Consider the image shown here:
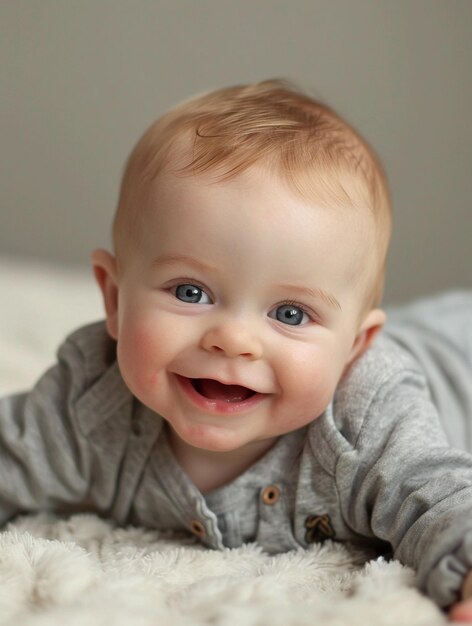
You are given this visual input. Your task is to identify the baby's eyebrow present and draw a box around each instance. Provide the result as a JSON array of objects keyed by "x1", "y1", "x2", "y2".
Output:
[
  {"x1": 151, "y1": 253, "x2": 218, "y2": 274},
  {"x1": 278, "y1": 283, "x2": 342, "y2": 311}
]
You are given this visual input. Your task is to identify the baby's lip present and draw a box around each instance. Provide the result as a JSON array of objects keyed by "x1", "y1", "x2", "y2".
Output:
[{"x1": 174, "y1": 374, "x2": 270, "y2": 414}]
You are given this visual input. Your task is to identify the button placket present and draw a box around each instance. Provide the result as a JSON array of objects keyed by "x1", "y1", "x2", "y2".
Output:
[{"x1": 256, "y1": 483, "x2": 300, "y2": 553}]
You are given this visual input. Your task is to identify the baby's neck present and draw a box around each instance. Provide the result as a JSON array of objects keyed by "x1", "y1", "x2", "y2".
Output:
[{"x1": 166, "y1": 426, "x2": 279, "y2": 494}]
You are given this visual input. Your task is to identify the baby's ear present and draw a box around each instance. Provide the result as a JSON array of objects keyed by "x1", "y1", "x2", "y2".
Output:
[
  {"x1": 345, "y1": 308, "x2": 386, "y2": 370},
  {"x1": 92, "y1": 249, "x2": 119, "y2": 340}
]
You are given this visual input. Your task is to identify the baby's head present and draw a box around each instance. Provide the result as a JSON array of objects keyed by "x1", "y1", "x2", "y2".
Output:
[
  {"x1": 93, "y1": 80, "x2": 391, "y2": 460},
  {"x1": 112, "y1": 79, "x2": 391, "y2": 313}
]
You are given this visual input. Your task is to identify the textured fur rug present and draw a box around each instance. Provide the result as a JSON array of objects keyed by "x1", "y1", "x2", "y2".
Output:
[
  {"x1": 0, "y1": 256, "x2": 452, "y2": 624},
  {"x1": 0, "y1": 514, "x2": 446, "y2": 625}
]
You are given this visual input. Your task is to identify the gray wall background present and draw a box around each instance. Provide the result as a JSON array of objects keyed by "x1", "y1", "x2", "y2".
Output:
[{"x1": 1, "y1": 0, "x2": 471, "y2": 305}]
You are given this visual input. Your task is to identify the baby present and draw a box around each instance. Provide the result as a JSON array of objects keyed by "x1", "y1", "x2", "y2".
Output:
[{"x1": 2, "y1": 79, "x2": 472, "y2": 620}]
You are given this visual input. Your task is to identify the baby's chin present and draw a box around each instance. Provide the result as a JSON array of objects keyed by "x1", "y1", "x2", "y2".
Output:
[{"x1": 165, "y1": 420, "x2": 276, "y2": 457}]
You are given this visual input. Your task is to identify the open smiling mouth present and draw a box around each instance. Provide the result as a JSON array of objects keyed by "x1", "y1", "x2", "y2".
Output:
[
  {"x1": 175, "y1": 375, "x2": 263, "y2": 412},
  {"x1": 191, "y1": 378, "x2": 256, "y2": 403}
]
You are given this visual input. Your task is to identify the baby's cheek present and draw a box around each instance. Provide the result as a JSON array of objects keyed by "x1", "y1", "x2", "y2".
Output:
[
  {"x1": 117, "y1": 325, "x2": 165, "y2": 396},
  {"x1": 282, "y1": 350, "x2": 337, "y2": 416}
]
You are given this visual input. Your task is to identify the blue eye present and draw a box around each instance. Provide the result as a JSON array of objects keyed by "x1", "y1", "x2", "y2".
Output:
[
  {"x1": 270, "y1": 304, "x2": 309, "y2": 326},
  {"x1": 175, "y1": 284, "x2": 212, "y2": 304}
]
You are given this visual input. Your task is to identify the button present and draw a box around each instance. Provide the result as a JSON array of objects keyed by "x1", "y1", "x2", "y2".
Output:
[
  {"x1": 261, "y1": 485, "x2": 281, "y2": 505},
  {"x1": 189, "y1": 520, "x2": 206, "y2": 538},
  {"x1": 305, "y1": 514, "x2": 335, "y2": 543}
]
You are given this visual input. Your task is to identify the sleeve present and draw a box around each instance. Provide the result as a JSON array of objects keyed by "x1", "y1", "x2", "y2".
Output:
[
  {"x1": 328, "y1": 353, "x2": 472, "y2": 607},
  {"x1": 0, "y1": 336, "x2": 95, "y2": 524}
]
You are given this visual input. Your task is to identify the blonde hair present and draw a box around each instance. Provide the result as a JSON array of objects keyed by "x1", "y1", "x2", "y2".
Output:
[{"x1": 113, "y1": 79, "x2": 392, "y2": 307}]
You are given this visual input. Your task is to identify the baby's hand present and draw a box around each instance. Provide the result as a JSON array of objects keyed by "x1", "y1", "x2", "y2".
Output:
[
  {"x1": 449, "y1": 571, "x2": 472, "y2": 623},
  {"x1": 450, "y1": 599, "x2": 472, "y2": 623}
]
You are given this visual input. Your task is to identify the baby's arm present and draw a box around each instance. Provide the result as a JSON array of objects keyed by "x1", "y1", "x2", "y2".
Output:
[
  {"x1": 324, "y1": 338, "x2": 472, "y2": 610},
  {"x1": 0, "y1": 338, "x2": 91, "y2": 522},
  {"x1": 0, "y1": 323, "x2": 129, "y2": 524}
]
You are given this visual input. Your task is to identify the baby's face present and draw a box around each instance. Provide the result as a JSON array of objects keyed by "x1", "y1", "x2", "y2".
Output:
[{"x1": 112, "y1": 166, "x2": 380, "y2": 458}]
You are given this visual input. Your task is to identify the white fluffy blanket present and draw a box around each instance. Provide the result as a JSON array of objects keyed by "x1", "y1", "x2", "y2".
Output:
[{"x1": 0, "y1": 256, "x2": 451, "y2": 625}]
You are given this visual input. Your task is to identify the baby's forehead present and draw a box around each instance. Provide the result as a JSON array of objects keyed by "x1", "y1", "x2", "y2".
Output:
[{"x1": 147, "y1": 165, "x2": 378, "y2": 268}]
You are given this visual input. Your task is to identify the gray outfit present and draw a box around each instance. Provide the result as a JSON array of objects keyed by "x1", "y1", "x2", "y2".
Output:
[{"x1": 1, "y1": 291, "x2": 472, "y2": 607}]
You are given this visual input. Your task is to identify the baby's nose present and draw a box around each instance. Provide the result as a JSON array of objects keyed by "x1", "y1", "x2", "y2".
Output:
[{"x1": 200, "y1": 322, "x2": 263, "y2": 360}]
